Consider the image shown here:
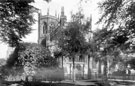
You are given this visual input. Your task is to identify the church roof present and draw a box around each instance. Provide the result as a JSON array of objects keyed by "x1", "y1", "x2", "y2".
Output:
[{"x1": 40, "y1": 15, "x2": 59, "y2": 22}]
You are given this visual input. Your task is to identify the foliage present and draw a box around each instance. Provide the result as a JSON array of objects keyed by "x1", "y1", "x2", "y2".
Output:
[
  {"x1": 6, "y1": 43, "x2": 58, "y2": 68},
  {"x1": 0, "y1": 0, "x2": 37, "y2": 47},
  {"x1": 57, "y1": 22, "x2": 90, "y2": 59},
  {"x1": 97, "y1": 0, "x2": 135, "y2": 75},
  {"x1": 54, "y1": 50, "x2": 64, "y2": 59},
  {"x1": 0, "y1": 0, "x2": 52, "y2": 47},
  {"x1": 71, "y1": 12, "x2": 92, "y2": 34},
  {"x1": 56, "y1": 12, "x2": 91, "y2": 81},
  {"x1": 58, "y1": 11, "x2": 92, "y2": 55},
  {"x1": 95, "y1": 1, "x2": 135, "y2": 83},
  {"x1": 51, "y1": 11, "x2": 91, "y2": 42},
  {"x1": 97, "y1": 0, "x2": 135, "y2": 49},
  {"x1": 6, "y1": 46, "x2": 20, "y2": 67},
  {"x1": 0, "y1": 59, "x2": 6, "y2": 77},
  {"x1": 0, "y1": 58, "x2": 6, "y2": 66},
  {"x1": 0, "y1": 65, "x2": 23, "y2": 79},
  {"x1": 93, "y1": 29, "x2": 123, "y2": 83},
  {"x1": 5, "y1": 43, "x2": 58, "y2": 80},
  {"x1": 126, "y1": 58, "x2": 135, "y2": 70}
]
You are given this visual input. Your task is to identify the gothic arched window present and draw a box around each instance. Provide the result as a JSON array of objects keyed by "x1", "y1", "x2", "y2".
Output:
[{"x1": 43, "y1": 22, "x2": 47, "y2": 33}]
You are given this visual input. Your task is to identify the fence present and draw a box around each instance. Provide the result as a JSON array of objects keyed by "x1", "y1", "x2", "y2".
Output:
[
  {"x1": 91, "y1": 74, "x2": 135, "y2": 81},
  {"x1": 108, "y1": 74, "x2": 135, "y2": 80}
]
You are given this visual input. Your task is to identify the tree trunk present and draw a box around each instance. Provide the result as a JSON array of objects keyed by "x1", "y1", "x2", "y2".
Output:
[
  {"x1": 87, "y1": 55, "x2": 91, "y2": 79},
  {"x1": 70, "y1": 64, "x2": 72, "y2": 79},
  {"x1": 62, "y1": 56, "x2": 63, "y2": 68},
  {"x1": 103, "y1": 56, "x2": 110, "y2": 86},
  {"x1": 25, "y1": 76, "x2": 28, "y2": 82},
  {"x1": 98, "y1": 61, "x2": 101, "y2": 77},
  {"x1": 72, "y1": 57, "x2": 75, "y2": 82},
  {"x1": 83, "y1": 64, "x2": 85, "y2": 79},
  {"x1": 103, "y1": 59, "x2": 107, "y2": 80},
  {"x1": 24, "y1": 76, "x2": 30, "y2": 86}
]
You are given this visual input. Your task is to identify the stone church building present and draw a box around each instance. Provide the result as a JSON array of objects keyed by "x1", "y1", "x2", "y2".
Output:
[
  {"x1": 38, "y1": 7, "x2": 66, "y2": 47},
  {"x1": 37, "y1": 7, "x2": 104, "y2": 80}
]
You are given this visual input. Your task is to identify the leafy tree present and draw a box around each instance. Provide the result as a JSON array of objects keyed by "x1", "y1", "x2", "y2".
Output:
[
  {"x1": 0, "y1": 0, "x2": 36, "y2": 47},
  {"x1": 57, "y1": 12, "x2": 91, "y2": 81},
  {"x1": 0, "y1": 0, "x2": 50, "y2": 47},
  {"x1": 97, "y1": 0, "x2": 135, "y2": 48},
  {"x1": 93, "y1": 28, "x2": 121, "y2": 85},
  {"x1": 95, "y1": 0, "x2": 135, "y2": 84},
  {"x1": 6, "y1": 43, "x2": 58, "y2": 68},
  {"x1": 5, "y1": 43, "x2": 58, "y2": 80}
]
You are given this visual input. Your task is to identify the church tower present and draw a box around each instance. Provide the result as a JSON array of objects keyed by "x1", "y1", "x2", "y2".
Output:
[{"x1": 38, "y1": 7, "x2": 66, "y2": 47}]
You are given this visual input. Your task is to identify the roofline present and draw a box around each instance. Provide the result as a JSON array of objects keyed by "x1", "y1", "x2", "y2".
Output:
[{"x1": 40, "y1": 15, "x2": 59, "y2": 22}]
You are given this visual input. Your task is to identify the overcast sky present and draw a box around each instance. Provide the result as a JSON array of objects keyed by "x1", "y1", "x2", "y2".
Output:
[{"x1": 0, "y1": 0, "x2": 101, "y2": 59}]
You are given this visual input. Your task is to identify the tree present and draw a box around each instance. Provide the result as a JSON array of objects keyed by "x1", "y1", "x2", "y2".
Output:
[
  {"x1": 57, "y1": 12, "x2": 91, "y2": 81},
  {"x1": 0, "y1": 0, "x2": 50, "y2": 47},
  {"x1": 6, "y1": 43, "x2": 58, "y2": 68},
  {"x1": 5, "y1": 43, "x2": 58, "y2": 81},
  {"x1": 97, "y1": 0, "x2": 135, "y2": 48},
  {"x1": 92, "y1": 28, "x2": 122, "y2": 86},
  {"x1": 0, "y1": 0, "x2": 36, "y2": 47},
  {"x1": 95, "y1": 0, "x2": 135, "y2": 85}
]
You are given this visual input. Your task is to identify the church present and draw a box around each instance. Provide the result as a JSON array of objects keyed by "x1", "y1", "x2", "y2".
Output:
[
  {"x1": 37, "y1": 7, "x2": 104, "y2": 80},
  {"x1": 38, "y1": 7, "x2": 67, "y2": 47}
]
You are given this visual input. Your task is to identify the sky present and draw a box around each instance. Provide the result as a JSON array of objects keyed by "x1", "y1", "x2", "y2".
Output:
[{"x1": 0, "y1": 0, "x2": 101, "y2": 59}]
